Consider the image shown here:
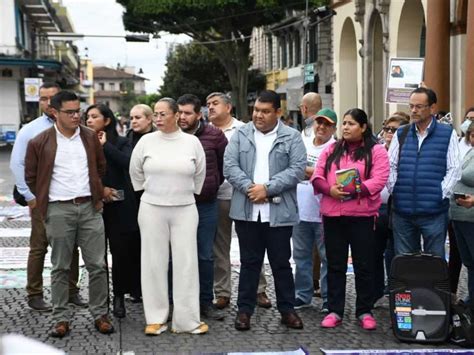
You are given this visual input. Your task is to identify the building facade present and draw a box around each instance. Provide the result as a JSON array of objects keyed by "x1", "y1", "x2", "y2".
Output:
[
  {"x1": 93, "y1": 65, "x2": 147, "y2": 115},
  {"x1": 332, "y1": 0, "x2": 473, "y2": 132},
  {"x1": 250, "y1": 8, "x2": 334, "y2": 128},
  {"x1": 0, "y1": 0, "x2": 80, "y2": 134}
]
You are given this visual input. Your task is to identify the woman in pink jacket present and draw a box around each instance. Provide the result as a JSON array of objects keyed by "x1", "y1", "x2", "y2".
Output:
[{"x1": 311, "y1": 108, "x2": 389, "y2": 330}]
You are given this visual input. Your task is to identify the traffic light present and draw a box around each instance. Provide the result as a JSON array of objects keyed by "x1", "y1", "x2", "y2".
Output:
[{"x1": 125, "y1": 34, "x2": 149, "y2": 42}]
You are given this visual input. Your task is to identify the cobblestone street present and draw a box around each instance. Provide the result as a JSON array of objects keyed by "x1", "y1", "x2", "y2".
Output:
[{"x1": 0, "y1": 148, "x2": 469, "y2": 354}]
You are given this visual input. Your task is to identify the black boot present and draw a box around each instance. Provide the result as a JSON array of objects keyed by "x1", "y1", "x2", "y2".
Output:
[{"x1": 113, "y1": 295, "x2": 126, "y2": 318}]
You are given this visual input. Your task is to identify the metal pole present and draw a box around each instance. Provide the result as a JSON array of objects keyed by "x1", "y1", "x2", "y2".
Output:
[{"x1": 304, "y1": 0, "x2": 309, "y2": 64}]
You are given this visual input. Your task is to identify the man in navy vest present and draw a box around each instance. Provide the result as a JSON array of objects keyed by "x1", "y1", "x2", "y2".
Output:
[{"x1": 387, "y1": 87, "x2": 460, "y2": 258}]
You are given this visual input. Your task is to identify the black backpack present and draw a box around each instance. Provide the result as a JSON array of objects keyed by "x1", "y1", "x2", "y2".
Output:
[{"x1": 450, "y1": 302, "x2": 474, "y2": 348}]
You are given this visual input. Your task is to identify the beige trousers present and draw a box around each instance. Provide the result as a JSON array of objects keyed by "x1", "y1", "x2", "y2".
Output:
[{"x1": 138, "y1": 202, "x2": 201, "y2": 332}]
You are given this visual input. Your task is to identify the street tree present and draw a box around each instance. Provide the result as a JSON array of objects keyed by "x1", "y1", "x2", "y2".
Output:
[
  {"x1": 117, "y1": 0, "x2": 324, "y2": 120},
  {"x1": 159, "y1": 42, "x2": 265, "y2": 108}
]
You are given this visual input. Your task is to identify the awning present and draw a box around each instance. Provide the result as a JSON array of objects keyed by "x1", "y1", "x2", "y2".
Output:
[
  {"x1": 275, "y1": 76, "x2": 304, "y2": 94},
  {"x1": 0, "y1": 57, "x2": 62, "y2": 70}
]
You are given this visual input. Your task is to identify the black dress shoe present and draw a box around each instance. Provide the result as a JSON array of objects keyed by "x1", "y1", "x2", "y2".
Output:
[
  {"x1": 281, "y1": 311, "x2": 303, "y2": 329},
  {"x1": 28, "y1": 296, "x2": 52, "y2": 312},
  {"x1": 234, "y1": 312, "x2": 251, "y2": 331},
  {"x1": 113, "y1": 296, "x2": 126, "y2": 318}
]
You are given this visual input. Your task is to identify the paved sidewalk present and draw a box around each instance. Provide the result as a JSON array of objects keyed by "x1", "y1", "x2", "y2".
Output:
[{"x1": 0, "y1": 209, "x2": 468, "y2": 354}]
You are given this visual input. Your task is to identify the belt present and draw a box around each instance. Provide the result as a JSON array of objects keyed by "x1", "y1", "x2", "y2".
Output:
[{"x1": 54, "y1": 196, "x2": 92, "y2": 204}]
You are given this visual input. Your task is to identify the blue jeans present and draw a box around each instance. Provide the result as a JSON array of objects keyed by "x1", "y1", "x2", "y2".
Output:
[
  {"x1": 292, "y1": 221, "x2": 327, "y2": 304},
  {"x1": 393, "y1": 211, "x2": 448, "y2": 258},
  {"x1": 196, "y1": 201, "x2": 218, "y2": 306},
  {"x1": 452, "y1": 220, "x2": 474, "y2": 309}
]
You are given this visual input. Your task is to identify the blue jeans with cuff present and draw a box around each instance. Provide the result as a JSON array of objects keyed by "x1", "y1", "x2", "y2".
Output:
[{"x1": 292, "y1": 221, "x2": 327, "y2": 305}]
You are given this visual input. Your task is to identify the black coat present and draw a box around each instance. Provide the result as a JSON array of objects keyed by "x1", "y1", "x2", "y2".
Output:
[{"x1": 102, "y1": 136, "x2": 139, "y2": 234}]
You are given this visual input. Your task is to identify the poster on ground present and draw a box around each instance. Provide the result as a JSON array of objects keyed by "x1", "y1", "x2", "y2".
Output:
[{"x1": 385, "y1": 58, "x2": 424, "y2": 104}]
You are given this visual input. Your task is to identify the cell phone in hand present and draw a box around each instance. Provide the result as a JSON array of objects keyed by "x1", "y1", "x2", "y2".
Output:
[
  {"x1": 454, "y1": 192, "x2": 467, "y2": 200},
  {"x1": 111, "y1": 189, "x2": 125, "y2": 201}
]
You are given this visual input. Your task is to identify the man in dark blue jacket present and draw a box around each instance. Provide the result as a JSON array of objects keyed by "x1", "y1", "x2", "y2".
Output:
[
  {"x1": 178, "y1": 94, "x2": 228, "y2": 320},
  {"x1": 387, "y1": 87, "x2": 461, "y2": 258}
]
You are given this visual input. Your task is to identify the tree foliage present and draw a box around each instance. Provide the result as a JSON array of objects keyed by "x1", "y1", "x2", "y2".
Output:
[
  {"x1": 117, "y1": 0, "x2": 325, "y2": 120},
  {"x1": 136, "y1": 93, "x2": 161, "y2": 107},
  {"x1": 158, "y1": 42, "x2": 265, "y2": 105},
  {"x1": 159, "y1": 43, "x2": 231, "y2": 104}
]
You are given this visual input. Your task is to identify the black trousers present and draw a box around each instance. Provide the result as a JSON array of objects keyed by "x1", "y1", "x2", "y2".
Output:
[
  {"x1": 323, "y1": 216, "x2": 375, "y2": 318},
  {"x1": 235, "y1": 220, "x2": 295, "y2": 315},
  {"x1": 374, "y1": 205, "x2": 391, "y2": 300},
  {"x1": 106, "y1": 226, "x2": 142, "y2": 297}
]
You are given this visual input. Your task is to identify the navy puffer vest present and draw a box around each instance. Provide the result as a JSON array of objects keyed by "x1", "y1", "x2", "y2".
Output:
[{"x1": 393, "y1": 118, "x2": 452, "y2": 215}]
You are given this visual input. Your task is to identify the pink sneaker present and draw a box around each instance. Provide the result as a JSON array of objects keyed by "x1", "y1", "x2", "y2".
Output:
[
  {"x1": 359, "y1": 314, "x2": 377, "y2": 330},
  {"x1": 321, "y1": 313, "x2": 342, "y2": 328}
]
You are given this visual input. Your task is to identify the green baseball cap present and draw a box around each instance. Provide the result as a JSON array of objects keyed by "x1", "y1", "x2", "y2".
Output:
[{"x1": 315, "y1": 108, "x2": 337, "y2": 125}]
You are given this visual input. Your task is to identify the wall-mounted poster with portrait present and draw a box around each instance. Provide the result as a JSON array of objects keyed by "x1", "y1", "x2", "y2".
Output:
[{"x1": 385, "y1": 58, "x2": 424, "y2": 104}]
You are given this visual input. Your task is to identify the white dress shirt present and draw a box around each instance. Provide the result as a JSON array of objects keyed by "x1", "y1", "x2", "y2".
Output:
[
  {"x1": 387, "y1": 120, "x2": 461, "y2": 199},
  {"x1": 251, "y1": 122, "x2": 279, "y2": 222},
  {"x1": 49, "y1": 125, "x2": 91, "y2": 201}
]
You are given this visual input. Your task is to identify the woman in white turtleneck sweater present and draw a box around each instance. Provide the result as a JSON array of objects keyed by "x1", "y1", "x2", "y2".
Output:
[{"x1": 129, "y1": 98, "x2": 207, "y2": 335}]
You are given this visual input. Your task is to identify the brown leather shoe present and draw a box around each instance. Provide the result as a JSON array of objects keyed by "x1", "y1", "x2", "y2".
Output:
[
  {"x1": 234, "y1": 312, "x2": 251, "y2": 331},
  {"x1": 94, "y1": 315, "x2": 114, "y2": 334},
  {"x1": 281, "y1": 311, "x2": 304, "y2": 329},
  {"x1": 50, "y1": 321, "x2": 70, "y2": 338},
  {"x1": 257, "y1": 292, "x2": 272, "y2": 308},
  {"x1": 214, "y1": 296, "x2": 230, "y2": 309}
]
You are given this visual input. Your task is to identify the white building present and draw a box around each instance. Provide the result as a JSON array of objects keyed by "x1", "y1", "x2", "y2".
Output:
[{"x1": 0, "y1": 0, "x2": 79, "y2": 138}]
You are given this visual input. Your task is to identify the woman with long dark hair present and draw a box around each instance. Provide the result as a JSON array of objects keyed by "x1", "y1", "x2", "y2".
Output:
[
  {"x1": 311, "y1": 108, "x2": 389, "y2": 330},
  {"x1": 85, "y1": 104, "x2": 141, "y2": 319}
]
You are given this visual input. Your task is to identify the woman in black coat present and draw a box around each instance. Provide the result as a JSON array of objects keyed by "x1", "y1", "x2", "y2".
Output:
[
  {"x1": 127, "y1": 104, "x2": 156, "y2": 148},
  {"x1": 86, "y1": 104, "x2": 141, "y2": 318}
]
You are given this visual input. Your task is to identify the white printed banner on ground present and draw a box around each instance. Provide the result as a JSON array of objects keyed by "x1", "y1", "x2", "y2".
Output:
[{"x1": 0, "y1": 228, "x2": 31, "y2": 238}]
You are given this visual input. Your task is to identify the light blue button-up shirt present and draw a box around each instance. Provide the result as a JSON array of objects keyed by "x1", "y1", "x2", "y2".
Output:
[{"x1": 9, "y1": 114, "x2": 54, "y2": 202}]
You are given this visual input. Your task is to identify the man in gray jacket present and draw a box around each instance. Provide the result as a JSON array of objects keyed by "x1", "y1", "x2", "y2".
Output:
[{"x1": 224, "y1": 90, "x2": 306, "y2": 331}]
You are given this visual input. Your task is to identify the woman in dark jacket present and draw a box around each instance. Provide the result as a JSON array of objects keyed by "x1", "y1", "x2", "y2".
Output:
[
  {"x1": 86, "y1": 104, "x2": 141, "y2": 318},
  {"x1": 127, "y1": 104, "x2": 156, "y2": 148}
]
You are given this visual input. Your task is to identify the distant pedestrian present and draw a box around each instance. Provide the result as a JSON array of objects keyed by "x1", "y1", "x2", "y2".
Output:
[{"x1": 25, "y1": 91, "x2": 113, "y2": 338}]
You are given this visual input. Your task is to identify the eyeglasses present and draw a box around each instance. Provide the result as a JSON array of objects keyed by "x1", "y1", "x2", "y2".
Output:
[
  {"x1": 383, "y1": 127, "x2": 398, "y2": 133},
  {"x1": 408, "y1": 104, "x2": 430, "y2": 110},
  {"x1": 465, "y1": 116, "x2": 474, "y2": 121},
  {"x1": 59, "y1": 109, "x2": 82, "y2": 117}
]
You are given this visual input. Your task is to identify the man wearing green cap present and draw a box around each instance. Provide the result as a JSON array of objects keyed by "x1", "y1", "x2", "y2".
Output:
[{"x1": 292, "y1": 107, "x2": 337, "y2": 311}]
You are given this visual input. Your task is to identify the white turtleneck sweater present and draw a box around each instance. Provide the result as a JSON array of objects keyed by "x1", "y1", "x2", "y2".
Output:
[{"x1": 129, "y1": 130, "x2": 206, "y2": 206}]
